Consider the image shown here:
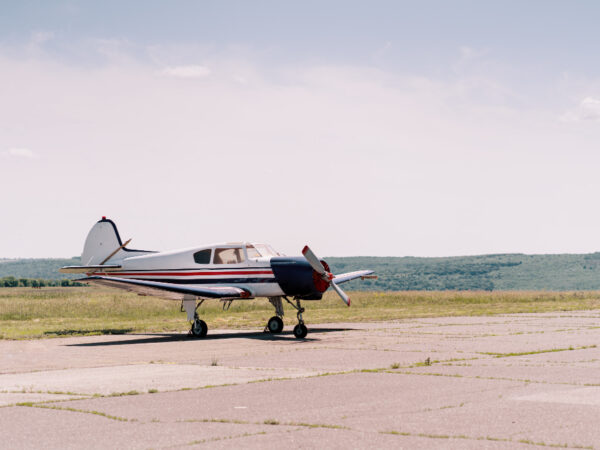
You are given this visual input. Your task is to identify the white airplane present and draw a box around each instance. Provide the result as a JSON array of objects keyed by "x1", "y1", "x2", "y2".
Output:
[{"x1": 60, "y1": 217, "x2": 375, "y2": 339}]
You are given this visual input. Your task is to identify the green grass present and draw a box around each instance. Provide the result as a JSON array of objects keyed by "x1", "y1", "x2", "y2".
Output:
[{"x1": 2, "y1": 287, "x2": 600, "y2": 340}]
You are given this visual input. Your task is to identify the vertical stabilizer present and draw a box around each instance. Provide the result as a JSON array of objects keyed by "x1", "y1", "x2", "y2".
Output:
[{"x1": 81, "y1": 217, "x2": 153, "y2": 265}]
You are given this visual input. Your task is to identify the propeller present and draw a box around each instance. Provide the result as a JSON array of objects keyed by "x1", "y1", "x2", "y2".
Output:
[{"x1": 302, "y1": 245, "x2": 351, "y2": 306}]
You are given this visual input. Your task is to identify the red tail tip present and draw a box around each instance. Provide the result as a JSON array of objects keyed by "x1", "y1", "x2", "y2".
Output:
[
  {"x1": 347, "y1": 298, "x2": 351, "y2": 307},
  {"x1": 302, "y1": 245, "x2": 309, "y2": 255}
]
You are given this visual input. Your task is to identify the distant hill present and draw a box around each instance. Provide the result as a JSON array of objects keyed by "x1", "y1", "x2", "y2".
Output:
[
  {"x1": 3, "y1": 253, "x2": 600, "y2": 291},
  {"x1": 326, "y1": 253, "x2": 600, "y2": 291}
]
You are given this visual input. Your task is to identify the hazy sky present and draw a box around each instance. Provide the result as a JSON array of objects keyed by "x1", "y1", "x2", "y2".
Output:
[{"x1": 2, "y1": 1, "x2": 600, "y2": 258}]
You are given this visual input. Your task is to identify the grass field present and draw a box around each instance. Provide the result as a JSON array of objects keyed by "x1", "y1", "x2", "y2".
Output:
[{"x1": 2, "y1": 287, "x2": 600, "y2": 340}]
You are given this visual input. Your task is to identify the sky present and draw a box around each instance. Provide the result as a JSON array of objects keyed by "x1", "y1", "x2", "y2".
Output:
[{"x1": 2, "y1": 1, "x2": 600, "y2": 258}]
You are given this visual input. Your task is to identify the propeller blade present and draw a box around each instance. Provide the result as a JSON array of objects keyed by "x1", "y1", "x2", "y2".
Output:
[
  {"x1": 302, "y1": 245, "x2": 327, "y2": 276},
  {"x1": 331, "y1": 280, "x2": 351, "y2": 307}
]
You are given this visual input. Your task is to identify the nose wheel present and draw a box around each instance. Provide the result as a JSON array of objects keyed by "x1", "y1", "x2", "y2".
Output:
[
  {"x1": 293, "y1": 323, "x2": 308, "y2": 339},
  {"x1": 283, "y1": 297, "x2": 309, "y2": 339}
]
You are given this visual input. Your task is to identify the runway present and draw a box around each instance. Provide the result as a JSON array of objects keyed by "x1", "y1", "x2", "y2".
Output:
[{"x1": 2, "y1": 312, "x2": 600, "y2": 449}]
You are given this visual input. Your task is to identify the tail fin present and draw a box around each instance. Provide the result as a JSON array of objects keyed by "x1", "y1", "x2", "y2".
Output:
[{"x1": 81, "y1": 217, "x2": 154, "y2": 265}]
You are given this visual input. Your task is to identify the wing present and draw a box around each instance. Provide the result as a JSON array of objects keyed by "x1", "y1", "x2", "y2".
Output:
[
  {"x1": 79, "y1": 276, "x2": 251, "y2": 301},
  {"x1": 332, "y1": 270, "x2": 376, "y2": 284}
]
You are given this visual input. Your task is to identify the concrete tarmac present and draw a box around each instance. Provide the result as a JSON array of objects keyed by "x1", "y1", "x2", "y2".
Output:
[{"x1": 2, "y1": 312, "x2": 600, "y2": 449}]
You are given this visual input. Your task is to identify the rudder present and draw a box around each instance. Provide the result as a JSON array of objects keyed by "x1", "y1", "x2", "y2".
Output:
[{"x1": 81, "y1": 217, "x2": 124, "y2": 265}]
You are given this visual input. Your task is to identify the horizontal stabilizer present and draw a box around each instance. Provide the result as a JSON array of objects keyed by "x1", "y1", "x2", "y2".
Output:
[
  {"x1": 78, "y1": 275, "x2": 251, "y2": 301},
  {"x1": 332, "y1": 270, "x2": 375, "y2": 284},
  {"x1": 59, "y1": 265, "x2": 122, "y2": 274}
]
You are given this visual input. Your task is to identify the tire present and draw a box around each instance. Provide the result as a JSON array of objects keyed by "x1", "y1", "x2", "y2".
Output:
[
  {"x1": 267, "y1": 316, "x2": 284, "y2": 334},
  {"x1": 293, "y1": 323, "x2": 308, "y2": 339},
  {"x1": 191, "y1": 319, "x2": 208, "y2": 338}
]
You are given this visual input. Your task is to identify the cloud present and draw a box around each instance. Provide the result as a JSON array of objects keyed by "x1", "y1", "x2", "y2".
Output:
[
  {"x1": 25, "y1": 31, "x2": 55, "y2": 55},
  {"x1": 372, "y1": 41, "x2": 392, "y2": 61},
  {"x1": 458, "y1": 46, "x2": 488, "y2": 61},
  {"x1": 578, "y1": 97, "x2": 600, "y2": 120},
  {"x1": 561, "y1": 97, "x2": 600, "y2": 122},
  {"x1": 2, "y1": 148, "x2": 36, "y2": 158},
  {"x1": 161, "y1": 65, "x2": 211, "y2": 78},
  {"x1": 30, "y1": 31, "x2": 54, "y2": 46}
]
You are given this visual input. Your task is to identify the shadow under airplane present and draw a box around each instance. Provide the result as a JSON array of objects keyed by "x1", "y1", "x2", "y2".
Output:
[{"x1": 65, "y1": 327, "x2": 354, "y2": 347}]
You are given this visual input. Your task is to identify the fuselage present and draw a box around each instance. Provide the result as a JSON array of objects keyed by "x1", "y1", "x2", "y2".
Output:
[{"x1": 88, "y1": 242, "x2": 325, "y2": 300}]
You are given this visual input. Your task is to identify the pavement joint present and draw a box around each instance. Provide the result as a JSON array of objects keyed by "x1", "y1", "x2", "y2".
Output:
[
  {"x1": 17, "y1": 402, "x2": 131, "y2": 422},
  {"x1": 380, "y1": 430, "x2": 593, "y2": 449},
  {"x1": 389, "y1": 369, "x2": 598, "y2": 386},
  {"x1": 479, "y1": 345, "x2": 597, "y2": 358},
  {"x1": 179, "y1": 417, "x2": 350, "y2": 431},
  {"x1": 176, "y1": 431, "x2": 269, "y2": 448}
]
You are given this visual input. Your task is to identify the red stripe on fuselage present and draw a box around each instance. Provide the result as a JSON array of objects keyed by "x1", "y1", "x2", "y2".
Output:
[{"x1": 88, "y1": 270, "x2": 274, "y2": 277}]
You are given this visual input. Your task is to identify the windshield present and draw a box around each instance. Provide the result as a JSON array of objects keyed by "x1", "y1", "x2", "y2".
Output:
[
  {"x1": 246, "y1": 245, "x2": 261, "y2": 259},
  {"x1": 253, "y1": 244, "x2": 279, "y2": 257}
]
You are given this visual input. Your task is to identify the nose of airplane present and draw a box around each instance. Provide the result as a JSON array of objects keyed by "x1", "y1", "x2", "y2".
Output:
[{"x1": 270, "y1": 256, "x2": 329, "y2": 299}]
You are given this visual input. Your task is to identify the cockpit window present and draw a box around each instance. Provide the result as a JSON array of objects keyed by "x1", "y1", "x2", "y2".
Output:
[
  {"x1": 246, "y1": 245, "x2": 261, "y2": 259},
  {"x1": 193, "y1": 249, "x2": 211, "y2": 264},
  {"x1": 213, "y1": 247, "x2": 245, "y2": 264}
]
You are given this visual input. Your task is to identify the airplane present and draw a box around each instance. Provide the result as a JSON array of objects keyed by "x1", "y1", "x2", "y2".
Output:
[{"x1": 60, "y1": 217, "x2": 376, "y2": 339}]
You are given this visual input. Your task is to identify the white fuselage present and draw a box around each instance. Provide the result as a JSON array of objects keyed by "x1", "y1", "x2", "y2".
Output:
[{"x1": 89, "y1": 242, "x2": 286, "y2": 298}]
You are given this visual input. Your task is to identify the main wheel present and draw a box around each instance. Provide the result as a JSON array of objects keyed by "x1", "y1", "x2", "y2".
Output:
[
  {"x1": 293, "y1": 323, "x2": 308, "y2": 339},
  {"x1": 267, "y1": 316, "x2": 284, "y2": 334},
  {"x1": 191, "y1": 319, "x2": 208, "y2": 338}
]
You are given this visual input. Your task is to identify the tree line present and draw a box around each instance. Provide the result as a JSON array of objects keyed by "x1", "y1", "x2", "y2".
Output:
[{"x1": 0, "y1": 276, "x2": 86, "y2": 288}]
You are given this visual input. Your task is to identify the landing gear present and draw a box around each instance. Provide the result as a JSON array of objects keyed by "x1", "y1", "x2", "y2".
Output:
[
  {"x1": 293, "y1": 323, "x2": 308, "y2": 339},
  {"x1": 190, "y1": 314, "x2": 208, "y2": 338},
  {"x1": 265, "y1": 297, "x2": 285, "y2": 334},
  {"x1": 284, "y1": 297, "x2": 309, "y2": 339},
  {"x1": 267, "y1": 316, "x2": 284, "y2": 334},
  {"x1": 182, "y1": 297, "x2": 208, "y2": 338}
]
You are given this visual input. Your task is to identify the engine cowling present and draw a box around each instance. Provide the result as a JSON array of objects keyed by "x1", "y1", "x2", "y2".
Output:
[{"x1": 270, "y1": 256, "x2": 329, "y2": 299}]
